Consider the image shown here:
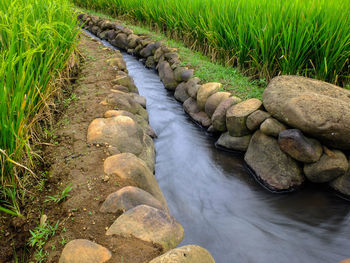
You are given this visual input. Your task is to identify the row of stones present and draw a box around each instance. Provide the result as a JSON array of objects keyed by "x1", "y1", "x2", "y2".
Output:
[
  {"x1": 59, "y1": 37, "x2": 215, "y2": 262},
  {"x1": 77, "y1": 13, "x2": 350, "y2": 197}
]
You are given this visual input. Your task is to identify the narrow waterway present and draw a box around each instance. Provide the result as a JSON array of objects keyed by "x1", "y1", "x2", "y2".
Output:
[{"x1": 87, "y1": 31, "x2": 350, "y2": 263}]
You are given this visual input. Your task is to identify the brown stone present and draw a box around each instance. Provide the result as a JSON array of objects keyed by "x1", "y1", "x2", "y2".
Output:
[
  {"x1": 260, "y1": 118, "x2": 286, "y2": 137},
  {"x1": 246, "y1": 110, "x2": 271, "y2": 131},
  {"x1": 112, "y1": 75, "x2": 138, "y2": 93},
  {"x1": 174, "y1": 82, "x2": 190, "y2": 103},
  {"x1": 226, "y1": 98, "x2": 262, "y2": 136},
  {"x1": 59, "y1": 239, "x2": 111, "y2": 263},
  {"x1": 186, "y1": 78, "x2": 201, "y2": 99},
  {"x1": 211, "y1": 96, "x2": 242, "y2": 132},
  {"x1": 330, "y1": 165, "x2": 350, "y2": 197},
  {"x1": 205, "y1": 92, "x2": 231, "y2": 118},
  {"x1": 216, "y1": 132, "x2": 251, "y2": 152},
  {"x1": 158, "y1": 61, "x2": 178, "y2": 90},
  {"x1": 197, "y1": 83, "x2": 221, "y2": 111},
  {"x1": 111, "y1": 33, "x2": 128, "y2": 49},
  {"x1": 107, "y1": 57, "x2": 126, "y2": 71}
]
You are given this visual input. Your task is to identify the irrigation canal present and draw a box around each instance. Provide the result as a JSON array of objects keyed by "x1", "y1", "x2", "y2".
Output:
[{"x1": 87, "y1": 31, "x2": 350, "y2": 263}]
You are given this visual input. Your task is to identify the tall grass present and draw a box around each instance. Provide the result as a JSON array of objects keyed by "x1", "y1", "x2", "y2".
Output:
[
  {"x1": 73, "y1": 0, "x2": 350, "y2": 85},
  {"x1": 0, "y1": 0, "x2": 79, "y2": 209}
]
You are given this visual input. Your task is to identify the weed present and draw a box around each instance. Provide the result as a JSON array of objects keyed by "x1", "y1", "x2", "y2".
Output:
[{"x1": 45, "y1": 184, "x2": 73, "y2": 204}]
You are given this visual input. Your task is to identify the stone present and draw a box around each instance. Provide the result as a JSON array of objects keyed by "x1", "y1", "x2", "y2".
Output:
[
  {"x1": 140, "y1": 43, "x2": 158, "y2": 58},
  {"x1": 244, "y1": 131, "x2": 304, "y2": 191},
  {"x1": 103, "y1": 110, "x2": 156, "y2": 138},
  {"x1": 186, "y1": 78, "x2": 201, "y2": 99},
  {"x1": 153, "y1": 47, "x2": 164, "y2": 62},
  {"x1": 339, "y1": 259, "x2": 350, "y2": 263},
  {"x1": 226, "y1": 98, "x2": 262, "y2": 136},
  {"x1": 149, "y1": 245, "x2": 215, "y2": 263},
  {"x1": 103, "y1": 91, "x2": 148, "y2": 120},
  {"x1": 304, "y1": 150, "x2": 348, "y2": 183},
  {"x1": 174, "y1": 67, "x2": 194, "y2": 82},
  {"x1": 216, "y1": 132, "x2": 251, "y2": 152},
  {"x1": 106, "y1": 205, "x2": 184, "y2": 252},
  {"x1": 107, "y1": 57, "x2": 126, "y2": 71},
  {"x1": 197, "y1": 82, "x2": 222, "y2": 111},
  {"x1": 111, "y1": 33, "x2": 128, "y2": 50},
  {"x1": 132, "y1": 94, "x2": 147, "y2": 108},
  {"x1": 111, "y1": 85, "x2": 129, "y2": 93},
  {"x1": 246, "y1": 110, "x2": 271, "y2": 131},
  {"x1": 158, "y1": 61, "x2": 178, "y2": 90},
  {"x1": 183, "y1": 97, "x2": 200, "y2": 115},
  {"x1": 205, "y1": 92, "x2": 231, "y2": 118},
  {"x1": 106, "y1": 30, "x2": 117, "y2": 41},
  {"x1": 262, "y1": 75, "x2": 350, "y2": 150},
  {"x1": 260, "y1": 118, "x2": 286, "y2": 137},
  {"x1": 211, "y1": 96, "x2": 242, "y2": 132},
  {"x1": 101, "y1": 21, "x2": 115, "y2": 31},
  {"x1": 191, "y1": 112, "x2": 212, "y2": 128},
  {"x1": 174, "y1": 82, "x2": 190, "y2": 103},
  {"x1": 87, "y1": 116, "x2": 155, "y2": 169},
  {"x1": 145, "y1": 56, "x2": 156, "y2": 69},
  {"x1": 112, "y1": 75, "x2": 138, "y2": 93},
  {"x1": 59, "y1": 239, "x2": 111, "y2": 263},
  {"x1": 100, "y1": 186, "x2": 166, "y2": 213},
  {"x1": 104, "y1": 153, "x2": 166, "y2": 206},
  {"x1": 278, "y1": 129, "x2": 323, "y2": 163},
  {"x1": 330, "y1": 166, "x2": 350, "y2": 197},
  {"x1": 127, "y1": 34, "x2": 139, "y2": 49}
]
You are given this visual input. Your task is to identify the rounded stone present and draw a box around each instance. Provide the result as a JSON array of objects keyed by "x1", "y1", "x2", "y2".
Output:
[
  {"x1": 197, "y1": 82, "x2": 222, "y2": 111},
  {"x1": 211, "y1": 96, "x2": 242, "y2": 132},
  {"x1": 260, "y1": 118, "x2": 286, "y2": 138},
  {"x1": 246, "y1": 110, "x2": 271, "y2": 131},
  {"x1": 205, "y1": 92, "x2": 231, "y2": 118},
  {"x1": 216, "y1": 132, "x2": 251, "y2": 152}
]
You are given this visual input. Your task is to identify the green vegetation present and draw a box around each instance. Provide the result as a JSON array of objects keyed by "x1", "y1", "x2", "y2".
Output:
[
  {"x1": 0, "y1": 0, "x2": 79, "y2": 213},
  {"x1": 45, "y1": 184, "x2": 73, "y2": 204},
  {"x1": 73, "y1": 0, "x2": 350, "y2": 86}
]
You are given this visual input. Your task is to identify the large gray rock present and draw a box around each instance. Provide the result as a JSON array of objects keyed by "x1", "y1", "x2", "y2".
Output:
[
  {"x1": 216, "y1": 132, "x2": 251, "y2": 152},
  {"x1": 278, "y1": 129, "x2": 323, "y2": 163},
  {"x1": 106, "y1": 205, "x2": 184, "y2": 252},
  {"x1": 226, "y1": 98, "x2": 262, "y2": 136},
  {"x1": 100, "y1": 186, "x2": 166, "y2": 213},
  {"x1": 205, "y1": 92, "x2": 231, "y2": 118},
  {"x1": 104, "y1": 153, "x2": 166, "y2": 206},
  {"x1": 149, "y1": 245, "x2": 215, "y2": 263},
  {"x1": 197, "y1": 83, "x2": 221, "y2": 111},
  {"x1": 174, "y1": 82, "x2": 190, "y2": 103},
  {"x1": 111, "y1": 33, "x2": 128, "y2": 49},
  {"x1": 59, "y1": 239, "x2": 111, "y2": 263},
  {"x1": 183, "y1": 98, "x2": 211, "y2": 127},
  {"x1": 262, "y1": 75, "x2": 350, "y2": 150},
  {"x1": 211, "y1": 96, "x2": 241, "y2": 132},
  {"x1": 158, "y1": 61, "x2": 178, "y2": 90},
  {"x1": 304, "y1": 150, "x2": 348, "y2": 183},
  {"x1": 246, "y1": 110, "x2": 271, "y2": 131},
  {"x1": 330, "y1": 165, "x2": 350, "y2": 197},
  {"x1": 260, "y1": 118, "x2": 286, "y2": 138},
  {"x1": 244, "y1": 131, "x2": 304, "y2": 191}
]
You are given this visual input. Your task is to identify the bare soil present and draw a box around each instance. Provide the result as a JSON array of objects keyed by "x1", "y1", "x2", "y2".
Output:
[{"x1": 0, "y1": 33, "x2": 162, "y2": 263}]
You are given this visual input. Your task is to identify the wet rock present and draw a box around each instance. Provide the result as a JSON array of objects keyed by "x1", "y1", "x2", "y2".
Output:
[
  {"x1": 100, "y1": 186, "x2": 166, "y2": 214},
  {"x1": 101, "y1": 21, "x2": 115, "y2": 31},
  {"x1": 262, "y1": 75, "x2": 350, "y2": 150},
  {"x1": 127, "y1": 34, "x2": 139, "y2": 49},
  {"x1": 104, "y1": 153, "x2": 166, "y2": 206},
  {"x1": 59, "y1": 239, "x2": 111, "y2": 263},
  {"x1": 278, "y1": 129, "x2": 323, "y2": 163},
  {"x1": 103, "y1": 110, "x2": 156, "y2": 138},
  {"x1": 205, "y1": 92, "x2": 231, "y2": 118},
  {"x1": 107, "y1": 57, "x2": 126, "y2": 71},
  {"x1": 154, "y1": 47, "x2": 164, "y2": 62},
  {"x1": 99, "y1": 30, "x2": 109, "y2": 40},
  {"x1": 174, "y1": 67, "x2": 194, "y2": 82},
  {"x1": 106, "y1": 205, "x2": 184, "y2": 252},
  {"x1": 158, "y1": 61, "x2": 178, "y2": 90},
  {"x1": 197, "y1": 82, "x2": 222, "y2": 111},
  {"x1": 149, "y1": 245, "x2": 215, "y2": 263},
  {"x1": 103, "y1": 91, "x2": 148, "y2": 120},
  {"x1": 246, "y1": 110, "x2": 271, "y2": 131},
  {"x1": 145, "y1": 56, "x2": 156, "y2": 69},
  {"x1": 111, "y1": 85, "x2": 129, "y2": 93},
  {"x1": 339, "y1": 259, "x2": 350, "y2": 263},
  {"x1": 191, "y1": 112, "x2": 212, "y2": 128},
  {"x1": 330, "y1": 166, "x2": 350, "y2": 197},
  {"x1": 211, "y1": 96, "x2": 242, "y2": 132},
  {"x1": 140, "y1": 43, "x2": 158, "y2": 58},
  {"x1": 106, "y1": 30, "x2": 117, "y2": 41},
  {"x1": 304, "y1": 150, "x2": 348, "y2": 183},
  {"x1": 183, "y1": 97, "x2": 200, "y2": 115},
  {"x1": 226, "y1": 98, "x2": 262, "y2": 136},
  {"x1": 111, "y1": 33, "x2": 128, "y2": 49},
  {"x1": 216, "y1": 132, "x2": 251, "y2": 152},
  {"x1": 244, "y1": 131, "x2": 304, "y2": 191},
  {"x1": 112, "y1": 74, "x2": 138, "y2": 93},
  {"x1": 91, "y1": 26, "x2": 100, "y2": 35},
  {"x1": 132, "y1": 94, "x2": 147, "y2": 108},
  {"x1": 186, "y1": 77, "x2": 201, "y2": 99},
  {"x1": 260, "y1": 118, "x2": 286, "y2": 137},
  {"x1": 174, "y1": 82, "x2": 190, "y2": 103}
]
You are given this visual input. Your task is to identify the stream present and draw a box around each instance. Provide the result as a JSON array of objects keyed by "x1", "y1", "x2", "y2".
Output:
[{"x1": 87, "y1": 31, "x2": 350, "y2": 263}]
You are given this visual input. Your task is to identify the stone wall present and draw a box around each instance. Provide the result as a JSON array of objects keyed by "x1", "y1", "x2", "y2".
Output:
[{"x1": 77, "y1": 13, "x2": 350, "y2": 199}]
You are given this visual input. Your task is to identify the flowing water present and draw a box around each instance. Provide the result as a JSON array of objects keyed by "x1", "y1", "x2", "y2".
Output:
[{"x1": 87, "y1": 31, "x2": 350, "y2": 263}]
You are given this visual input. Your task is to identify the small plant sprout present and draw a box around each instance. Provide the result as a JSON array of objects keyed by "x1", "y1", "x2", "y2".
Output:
[{"x1": 45, "y1": 184, "x2": 73, "y2": 204}]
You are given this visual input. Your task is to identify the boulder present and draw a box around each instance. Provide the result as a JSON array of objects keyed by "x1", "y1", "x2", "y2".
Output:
[
  {"x1": 216, "y1": 132, "x2": 251, "y2": 152},
  {"x1": 158, "y1": 61, "x2": 178, "y2": 90},
  {"x1": 111, "y1": 33, "x2": 128, "y2": 49},
  {"x1": 183, "y1": 97, "x2": 200, "y2": 115},
  {"x1": 112, "y1": 74, "x2": 138, "y2": 93},
  {"x1": 140, "y1": 43, "x2": 158, "y2": 58},
  {"x1": 111, "y1": 85, "x2": 129, "y2": 93},
  {"x1": 174, "y1": 67, "x2": 194, "y2": 82},
  {"x1": 106, "y1": 205, "x2": 184, "y2": 252},
  {"x1": 59, "y1": 239, "x2": 111, "y2": 263},
  {"x1": 100, "y1": 186, "x2": 166, "y2": 214},
  {"x1": 211, "y1": 96, "x2": 242, "y2": 132},
  {"x1": 262, "y1": 75, "x2": 350, "y2": 150},
  {"x1": 246, "y1": 110, "x2": 271, "y2": 131},
  {"x1": 106, "y1": 30, "x2": 117, "y2": 41},
  {"x1": 103, "y1": 91, "x2": 148, "y2": 120},
  {"x1": 260, "y1": 118, "x2": 286, "y2": 137},
  {"x1": 186, "y1": 78, "x2": 201, "y2": 99},
  {"x1": 191, "y1": 112, "x2": 212, "y2": 128},
  {"x1": 127, "y1": 34, "x2": 139, "y2": 48},
  {"x1": 244, "y1": 131, "x2": 304, "y2": 191},
  {"x1": 197, "y1": 83, "x2": 222, "y2": 111},
  {"x1": 154, "y1": 47, "x2": 164, "y2": 62},
  {"x1": 330, "y1": 166, "x2": 350, "y2": 197},
  {"x1": 149, "y1": 245, "x2": 215, "y2": 263},
  {"x1": 107, "y1": 57, "x2": 127, "y2": 71},
  {"x1": 132, "y1": 94, "x2": 147, "y2": 108},
  {"x1": 205, "y1": 92, "x2": 231, "y2": 118},
  {"x1": 304, "y1": 150, "x2": 348, "y2": 183},
  {"x1": 104, "y1": 153, "x2": 166, "y2": 206},
  {"x1": 174, "y1": 82, "x2": 190, "y2": 103},
  {"x1": 145, "y1": 56, "x2": 156, "y2": 69},
  {"x1": 226, "y1": 98, "x2": 262, "y2": 136},
  {"x1": 278, "y1": 129, "x2": 323, "y2": 163}
]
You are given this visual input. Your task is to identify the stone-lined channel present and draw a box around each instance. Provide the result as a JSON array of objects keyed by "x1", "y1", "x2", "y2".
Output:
[{"x1": 86, "y1": 31, "x2": 350, "y2": 263}]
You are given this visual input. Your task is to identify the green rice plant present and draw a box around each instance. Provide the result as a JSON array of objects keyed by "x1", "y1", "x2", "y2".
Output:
[
  {"x1": 72, "y1": 0, "x2": 350, "y2": 86},
  {"x1": 0, "y1": 0, "x2": 80, "y2": 211}
]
